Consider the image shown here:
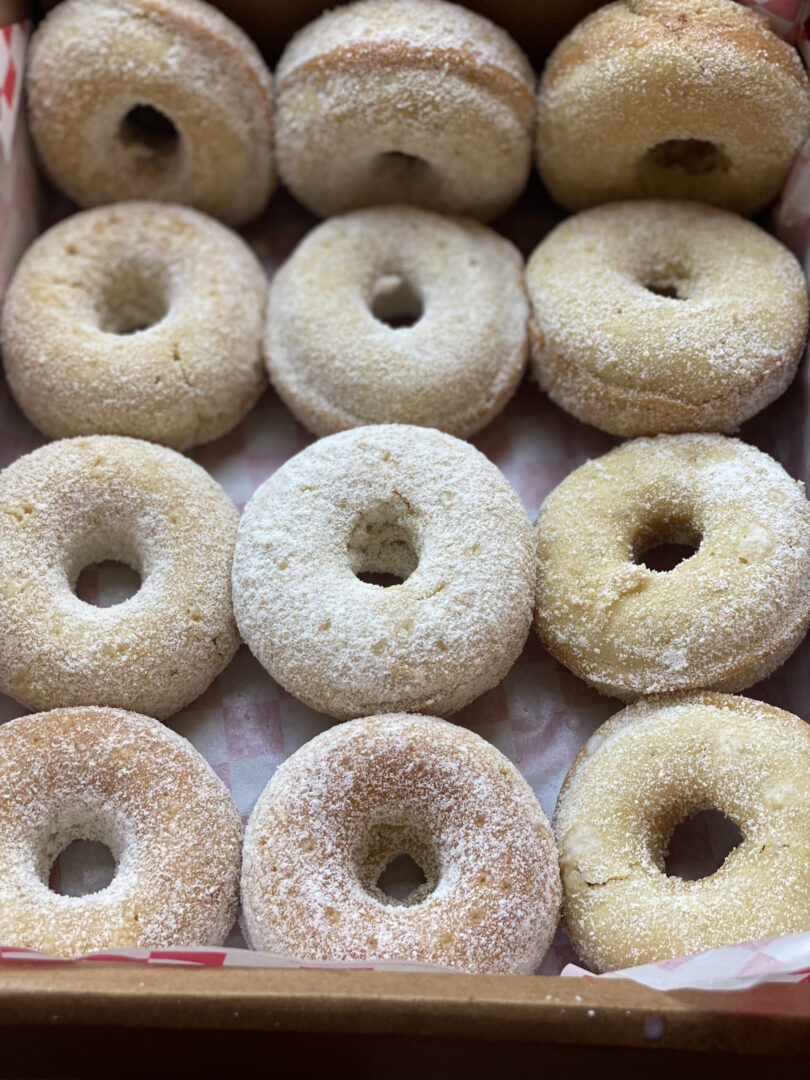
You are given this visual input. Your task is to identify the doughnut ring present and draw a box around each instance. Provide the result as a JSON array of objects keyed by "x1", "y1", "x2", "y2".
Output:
[
  {"x1": 241, "y1": 712, "x2": 561, "y2": 973},
  {"x1": 526, "y1": 200, "x2": 809, "y2": 436},
  {"x1": 536, "y1": 0, "x2": 810, "y2": 215},
  {"x1": 274, "y1": 0, "x2": 536, "y2": 221},
  {"x1": 534, "y1": 434, "x2": 810, "y2": 699},
  {"x1": 265, "y1": 205, "x2": 529, "y2": 436},
  {"x1": 555, "y1": 693, "x2": 810, "y2": 971},
  {"x1": 0, "y1": 707, "x2": 242, "y2": 958},
  {"x1": 0, "y1": 436, "x2": 240, "y2": 719},
  {"x1": 1, "y1": 203, "x2": 268, "y2": 450},
  {"x1": 26, "y1": 0, "x2": 275, "y2": 225},
  {"x1": 232, "y1": 425, "x2": 535, "y2": 720}
]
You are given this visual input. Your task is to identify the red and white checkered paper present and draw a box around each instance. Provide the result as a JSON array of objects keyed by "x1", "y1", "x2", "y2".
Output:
[{"x1": 3, "y1": 2, "x2": 810, "y2": 990}]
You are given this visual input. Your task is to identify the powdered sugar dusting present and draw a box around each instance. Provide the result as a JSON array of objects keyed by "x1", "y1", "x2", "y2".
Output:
[
  {"x1": 0, "y1": 706, "x2": 241, "y2": 958},
  {"x1": 555, "y1": 692, "x2": 810, "y2": 971},
  {"x1": 266, "y1": 205, "x2": 528, "y2": 436},
  {"x1": 535, "y1": 434, "x2": 810, "y2": 697},
  {"x1": 242, "y1": 713, "x2": 561, "y2": 974},
  {"x1": 0, "y1": 435, "x2": 239, "y2": 718},
  {"x1": 232, "y1": 425, "x2": 535, "y2": 720}
]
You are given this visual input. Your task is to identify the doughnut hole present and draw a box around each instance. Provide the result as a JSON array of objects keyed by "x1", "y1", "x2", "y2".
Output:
[
  {"x1": 355, "y1": 822, "x2": 439, "y2": 906},
  {"x1": 640, "y1": 139, "x2": 730, "y2": 178},
  {"x1": 118, "y1": 104, "x2": 180, "y2": 165},
  {"x1": 67, "y1": 529, "x2": 144, "y2": 608},
  {"x1": 348, "y1": 498, "x2": 419, "y2": 586},
  {"x1": 639, "y1": 258, "x2": 692, "y2": 301},
  {"x1": 370, "y1": 272, "x2": 424, "y2": 329},
  {"x1": 632, "y1": 515, "x2": 702, "y2": 572},
  {"x1": 664, "y1": 808, "x2": 745, "y2": 881},
  {"x1": 96, "y1": 259, "x2": 169, "y2": 335},
  {"x1": 374, "y1": 150, "x2": 432, "y2": 193},
  {"x1": 38, "y1": 813, "x2": 124, "y2": 899}
]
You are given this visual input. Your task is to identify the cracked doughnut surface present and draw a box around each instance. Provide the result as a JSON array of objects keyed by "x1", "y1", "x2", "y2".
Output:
[
  {"x1": 265, "y1": 205, "x2": 529, "y2": 436},
  {"x1": 232, "y1": 425, "x2": 535, "y2": 719},
  {"x1": 242, "y1": 712, "x2": 561, "y2": 973},
  {"x1": 534, "y1": 434, "x2": 810, "y2": 699},
  {"x1": 27, "y1": 0, "x2": 275, "y2": 225},
  {"x1": 1, "y1": 203, "x2": 267, "y2": 450},
  {"x1": 0, "y1": 436, "x2": 240, "y2": 718},
  {"x1": 536, "y1": 0, "x2": 810, "y2": 215},
  {"x1": 274, "y1": 0, "x2": 536, "y2": 221},
  {"x1": 526, "y1": 200, "x2": 809, "y2": 436},
  {"x1": 555, "y1": 693, "x2": 810, "y2": 971},
  {"x1": 0, "y1": 707, "x2": 242, "y2": 958}
]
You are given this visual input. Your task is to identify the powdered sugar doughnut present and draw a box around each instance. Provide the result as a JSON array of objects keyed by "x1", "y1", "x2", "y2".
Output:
[
  {"x1": 526, "y1": 201, "x2": 809, "y2": 436},
  {"x1": 274, "y1": 0, "x2": 536, "y2": 221},
  {"x1": 556, "y1": 693, "x2": 810, "y2": 971},
  {"x1": 0, "y1": 707, "x2": 241, "y2": 958},
  {"x1": 537, "y1": 0, "x2": 810, "y2": 216},
  {"x1": 1, "y1": 203, "x2": 267, "y2": 450},
  {"x1": 265, "y1": 206, "x2": 529, "y2": 436},
  {"x1": 535, "y1": 435, "x2": 810, "y2": 699},
  {"x1": 0, "y1": 436, "x2": 239, "y2": 718},
  {"x1": 242, "y1": 713, "x2": 561, "y2": 973},
  {"x1": 27, "y1": 0, "x2": 275, "y2": 226},
  {"x1": 232, "y1": 425, "x2": 534, "y2": 719}
]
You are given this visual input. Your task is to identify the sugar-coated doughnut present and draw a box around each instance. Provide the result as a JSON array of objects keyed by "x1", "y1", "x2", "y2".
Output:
[
  {"x1": 556, "y1": 693, "x2": 810, "y2": 971},
  {"x1": 26, "y1": 0, "x2": 275, "y2": 225},
  {"x1": 526, "y1": 201, "x2": 809, "y2": 436},
  {"x1": 241, "y1": 713, "x2": 561, "y2": 973},
  {"x1": 232, "y1": 425, "x2": 534, "y2": 720},
  {"x1": 0, "y1": 436, "x2": 239, "y2": 718},
  {"x1": 1, "y1": 204, "x2": 268, "y2": 450},
  {"x1": 536, "y1": 0, "x2": 810, "y2": 215},
  {"x1": 274, "y1": 0, "x2": 536, "y2": 221},
  {"x1": 265, "y1": 206, "x2": 529, "y2": 437},
  {"x1": 0, "y1": 707, "x2": 241, "y2": 958},
  {"x1": 535, "y1": 434, "x2": 810, "y2": 699}
]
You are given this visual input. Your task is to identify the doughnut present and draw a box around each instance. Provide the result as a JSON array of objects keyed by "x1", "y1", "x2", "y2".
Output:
[
  {"x1": 534, "y1": 434, "x2": 810, "y2": 699},
  {"x1": 536, "y1": 0, "x2": 810, "y2": 216},
  {"x1": 555, "y1": 692, "x2": 810, "y2": 971},
  {"x1": 274, "y1": 0, "x2": 536, "y2": 221},
  {"x1": 0, "y1": 706, "x2": 241, "y2": 958},
  {"x1": 241, "y1": 712, "x2": 561, "y2": 973},
  {"x1": 0, "y1": 436, "x2": 239, "y2": 718},
  {"x1": 232, "y1": 424, "x2": 534, "y2": 720},
  {"x1": 26, "y1": 0, "x2": 275, "y2": 226},
  {"x1": 1, "y1": 203, "x2": 268, "y2": 450},
  {"x1": 526, "y1": 200, "x2": 809, "y2": 436},
  {"x1": 265, "y1": 206, "x2": 529, "y2": 437}
]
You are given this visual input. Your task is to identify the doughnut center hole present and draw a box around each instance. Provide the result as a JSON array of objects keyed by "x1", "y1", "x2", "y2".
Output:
[
  {"x1": 119, "y1": 104, "x2": 180, "y2": 160},
  {"x1": 634, "y1": 519, "x2": 701, "y2": 572},
  {"x1": 48, "y1": 840, "x2": 117, "y2": 898},
  {"x1": 376, "y1": 149, "x2": 431, "y2": 186},
  {"x1": 357, "y1": 824, "x2": 438, "y2": 907},
  {"x1": 643, "y1": 139, "x2": 729, "y2": 176},
  {"x1": 644, "y1": 281, "x2": 682, "y2": 300},
  {"x1": 349, "y1": 498, "x2": 419, "y2": 585},
  {"x1": 370, "y1": 274, "x2": 424, "y2": 329},
  {"x1": 75, "y1": 561, "x2": 142, "y2": 607},
  {"x1": 664, "y1": 809, "x2": 744, "y2": 881},
  {"x1": 97, "y1": 262, "x2": 169, "y2": 335}
]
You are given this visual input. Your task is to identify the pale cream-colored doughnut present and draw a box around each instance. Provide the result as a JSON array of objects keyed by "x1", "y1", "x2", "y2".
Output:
[
  {"x1": 536, "y1": 0, "x2": 810, "y2": 215},
  {"x1": 265, "y1": 206, "x2": 529, "y2": 436},
  {"x1": 26, "y1": 0, "x2": 275, "y2": 225},
  {"x1": 232, "y1": 425, "x2": 535, "y2": 720},
  {"x1": 535, "y1": 434, "x2": 810, "y2": 699},
  {"x1": 526, "y1": 201, "x2": 809, "y2": 436},
  {"x1": 555, "y1": 693, "x2": 810, "y2": 972},
  {"x1": 0, "y1": 436, "x2": 239, "y2": 718},
  {"x1": 242, "y1": 713, "x2": 561, "y2": 973},
  {"x1": 0, "y1": 707, "x2": 241, "y2": 958},
  {"x1": 274, "y1": 0, "x2": 536, "y2": 221},
  {"x1": 1, "y1": 203, "x2": 267, "y2": 450}
]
